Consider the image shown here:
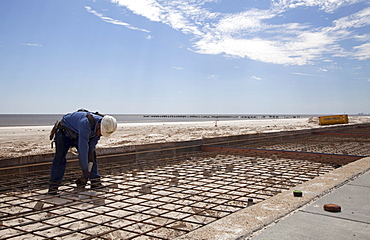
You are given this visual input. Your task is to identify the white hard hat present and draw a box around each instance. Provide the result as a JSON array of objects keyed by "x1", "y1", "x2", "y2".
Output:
[{"x1": 100, "y1": 115, "x2": 117, "y2": 137}]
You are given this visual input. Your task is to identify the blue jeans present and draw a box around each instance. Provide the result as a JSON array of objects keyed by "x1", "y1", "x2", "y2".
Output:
[{"x1": 49, "y1": 129, "x2": 100, "y2": 188}]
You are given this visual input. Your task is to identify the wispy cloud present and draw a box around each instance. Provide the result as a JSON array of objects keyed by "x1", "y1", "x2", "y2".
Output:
[
  {"x1": 173, "y1": 66, "x2": 183, "y2": 70},
  {"x1": 85, "y1": 6, "x2": 150, "y2": 33},
  {"x1": 271, "y1": 0, "x2": 365, "y2": 13},
  {"x1": 292, "y1": 72, "x2": 319, "y2": 77},
  {"x1": 251, "y1": 75, "x2": 262, "y2": 80},
  {"x1": 332, "y1": 6, "x2": 370, "y2": 30},
  {"x1": 208, "y1": 74, "x2": 219, "y2": 79},
  {"x1": 111, "y1": 0, "x2": 211, "y2": 36},
  {"x1": 110, "y1": 0, "x2": 370, "y2": 65},
  {"x1": 352, "y1": 43, "x2": 370, "y2": 60},
  {"x1": 22, "y1": 43, "x2": 42, "y2": 47}
]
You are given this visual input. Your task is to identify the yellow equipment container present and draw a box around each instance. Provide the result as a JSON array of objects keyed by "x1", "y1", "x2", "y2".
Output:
[{"x1": 319, "y1": 114, "x2": 349, "y2": 125}]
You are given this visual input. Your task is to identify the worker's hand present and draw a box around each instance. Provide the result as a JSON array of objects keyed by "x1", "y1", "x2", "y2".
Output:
[{"x1": 75, "y1": 177, "x2": 88, "y2": 186}]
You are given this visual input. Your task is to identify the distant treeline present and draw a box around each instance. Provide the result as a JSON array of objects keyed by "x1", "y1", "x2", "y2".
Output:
[{"x1": 143, "y1": 115, "x2": 302, "y2": 119}]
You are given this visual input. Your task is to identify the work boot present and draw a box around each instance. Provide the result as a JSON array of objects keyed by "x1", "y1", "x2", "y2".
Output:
[
  {"x1": 75, "y1": 177, "x2": 88, "y2": 192},
  {"x1": 48, "y1": 183, "x2": 60, "y2": 196},
  {"x1": 90, "y1": 179, "x2": 107, "y2": 191}
]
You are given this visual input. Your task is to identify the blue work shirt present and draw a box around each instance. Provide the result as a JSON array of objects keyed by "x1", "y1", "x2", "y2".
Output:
[{"x1": 62, "y1": 111, "x2": 102, "y2": 172}]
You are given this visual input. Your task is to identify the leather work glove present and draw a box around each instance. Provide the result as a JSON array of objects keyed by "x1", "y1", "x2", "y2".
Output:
[
  {"x1": 75, "y1": 177, "x2": 88, "y2": 192},
  {"x1": 75, "y1": 177, "x2": 88, "y2": 187}
]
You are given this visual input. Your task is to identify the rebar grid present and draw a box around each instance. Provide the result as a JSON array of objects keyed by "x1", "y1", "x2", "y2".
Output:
[
  {"x1": 0, "y1": 152, "x2": 335, "y2": 239},
  {"x1": 233, "y1": 134, "x2": 370, "y2": 156},
  {"x1": 335, "y1": 126, "x2": 370, "y2": 134}
]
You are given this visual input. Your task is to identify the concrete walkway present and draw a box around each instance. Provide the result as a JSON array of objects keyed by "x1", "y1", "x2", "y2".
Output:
[{"x1": 250, "y1": 168, "x2": 370, "y2": 240}]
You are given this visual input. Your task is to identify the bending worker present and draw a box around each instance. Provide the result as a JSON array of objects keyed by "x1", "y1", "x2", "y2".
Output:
[{"x1": 48, "y1": 109, "x2": 117, "y2": 195}]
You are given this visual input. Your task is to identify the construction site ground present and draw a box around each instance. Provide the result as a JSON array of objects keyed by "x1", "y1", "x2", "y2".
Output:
[{"x1": 0, "y1": 123, "x2": 369, "y2": 239}]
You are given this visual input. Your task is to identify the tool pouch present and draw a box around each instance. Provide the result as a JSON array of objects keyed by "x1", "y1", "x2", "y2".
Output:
[{"x1": 49, "y1": 120, "x2": 61, "y2": 141}]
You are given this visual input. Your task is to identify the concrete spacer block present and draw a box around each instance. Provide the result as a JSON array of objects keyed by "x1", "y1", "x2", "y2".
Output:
[
  {"x1": 170, "y1": 177, "x2": 179, "y2": 186},
  {"x1": 140, "y1": 184, "x2": 152, "y2": 194},
  {"x1": 226, "y1": 164, "x2": 234, "y2": 172},
  {"x1": 33, "y1": 201, "x2": 44, "y2": 211},
  {"x1": 92, "y1": 197, "x2": 105, "y2": 205},
  {"x1": 203, "y1": 169, "x2": 213, "y2": 177}
]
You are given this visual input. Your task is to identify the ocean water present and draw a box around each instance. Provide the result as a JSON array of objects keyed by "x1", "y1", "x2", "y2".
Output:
[{"x1": 0, "y1": 114, "x2": 317, "y2": 127}]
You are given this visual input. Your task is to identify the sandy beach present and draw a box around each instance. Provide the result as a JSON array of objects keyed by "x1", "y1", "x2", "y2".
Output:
[{"x1": 1, "y1": 116, "x2": 369, "y2": 159}]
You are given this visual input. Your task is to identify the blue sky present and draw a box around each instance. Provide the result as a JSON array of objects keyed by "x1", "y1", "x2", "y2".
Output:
[{"x1": 0, "y1": 0, "x2": 369, "y2": 114}]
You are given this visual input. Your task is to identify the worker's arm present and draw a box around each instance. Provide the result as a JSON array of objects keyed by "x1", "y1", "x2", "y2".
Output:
[
  {"x1": 89, "y1": 137, "x2": 99, "y2": 153},
  {"x1": 78, "y1": 119, "x2": 92, "y2": 177}
]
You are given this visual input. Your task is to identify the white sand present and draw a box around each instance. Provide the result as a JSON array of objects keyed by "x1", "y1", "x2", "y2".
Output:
[{"x1": 0, "y1": 116, "x2": 369, "y2": 159}]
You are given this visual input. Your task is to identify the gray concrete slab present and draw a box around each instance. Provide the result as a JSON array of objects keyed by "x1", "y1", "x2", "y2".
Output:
[
  {"x1": 302, "y1": 172, "x2": 370, "y2": 223},
  {"x1": 347, "y1": 170, "x2": 370, "y2": 186},
  {"x1": 250, "y1": 211, "x2": 370, "y2": 240},
  {"x1": 251, "y1": 171, "x2": 370, "y2": 240}
]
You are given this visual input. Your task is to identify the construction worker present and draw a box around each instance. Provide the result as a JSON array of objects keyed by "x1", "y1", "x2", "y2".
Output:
[{"x1": 48, "y1": 110, "x2": 117, "y2": 195}]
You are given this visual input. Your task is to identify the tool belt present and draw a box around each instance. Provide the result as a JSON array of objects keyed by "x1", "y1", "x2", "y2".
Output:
[{"x1": 49, "y1": 120, "x2": 78, "y2": 141}]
